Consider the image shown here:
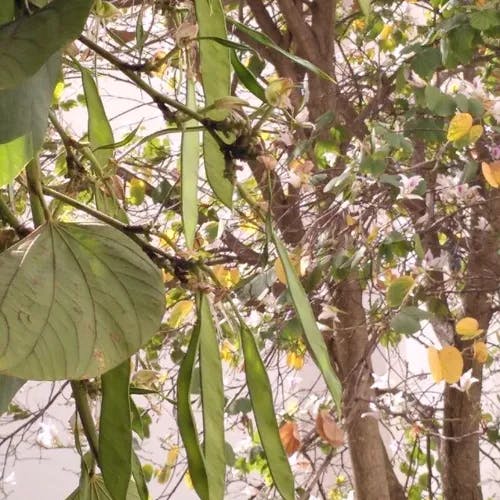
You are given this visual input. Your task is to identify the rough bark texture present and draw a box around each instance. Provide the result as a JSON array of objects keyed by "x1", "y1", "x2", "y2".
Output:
[
  {"x1": 331, "y1": 276, "x2": 406, "y2": 500},
  {"x1": 441, "y1": 185, "x2": 499, "y2": 500}
]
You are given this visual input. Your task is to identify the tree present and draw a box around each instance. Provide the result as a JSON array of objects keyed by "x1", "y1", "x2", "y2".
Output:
[{"x1": 0, "y1": 0, "x2": 498, "y2": 499}]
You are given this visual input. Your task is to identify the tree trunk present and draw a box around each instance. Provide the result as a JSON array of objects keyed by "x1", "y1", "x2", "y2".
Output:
[
  {"x1": 441, "y1": 187, "x2": 499, "y2": 500},
  {"x1": 331, "y1": 276, "x2": 406, "y2": 500}
]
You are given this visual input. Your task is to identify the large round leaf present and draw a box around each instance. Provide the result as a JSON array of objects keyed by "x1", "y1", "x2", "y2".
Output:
[{"x1": 0, "y1": 222, "x2": 165, "y2": 380}]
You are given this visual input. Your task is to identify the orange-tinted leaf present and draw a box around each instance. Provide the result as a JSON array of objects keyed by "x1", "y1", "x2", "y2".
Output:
[
  {"x1": 315, "y1": 409, "x2": 344, "y2": 447},
  {"x1": 279, "y1": 421, "x2": 301, "y2": 456},
  {"x1": 286, "y1": 351, "x2": 304, "y2": 370},
  {"x1": 473, "y1": 341, "x2": 488, "y2": 364},
  {"x1": 481, "y1": 161, "x2": 500, "y2": 188}
]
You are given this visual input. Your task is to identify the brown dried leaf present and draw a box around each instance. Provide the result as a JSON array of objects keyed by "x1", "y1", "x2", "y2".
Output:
[
  {"x1": 279, "y1": 421, "x2": 301, "y2": 456},
  {"x1": 315, "y1": 409, "x2": 344, "y2": 447}
]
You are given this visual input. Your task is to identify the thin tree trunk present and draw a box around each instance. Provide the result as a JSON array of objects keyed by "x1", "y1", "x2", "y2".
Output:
[
  {"x1": 331, "y1": 276, "x2": 406, "y2": 500},
  {"x1": 441, "y1": 188, "x2": 499, "y2": 500}
]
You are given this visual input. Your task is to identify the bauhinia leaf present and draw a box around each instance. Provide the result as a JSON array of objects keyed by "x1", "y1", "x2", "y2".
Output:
[
  {"x1": 199, "y1": 295, "x2": 225, "y2": 499},
  {"x1": 272, "y1": 232, "x2": 342, "y2": 411},
  {"x1": 0, "y1": 222, "x2": 165, "y2": 380},
  {"x1": 0, "y1": 0, "x2": 93, "y2": 90},
  {"x1": 80, "y1": 66, "x2": 114, "y2": 168},
  {"x1": 240, "y1": 324, "x2": 294, "y2": 500},
  {"x1": 386, "y1": 276, "x2": 415, "y2": 308},
  {"x1": 427, "y1": 346, "x2": 463, "y2": 384},
  {"x1": 0, "y1": 53, "x2": 60, "y2": 187},
  {"x1": 194, "y1": 0, "x2": 233, "y2": 208},
  {"x1": 181, "y1": 77, "x2": 200, "y2": 249},
  {"x1": 100, "y1": 361, "x2": 132, "y2": 500},
  {"x1": 177, "y1": 320, "x2": 209, "y2": 500}
]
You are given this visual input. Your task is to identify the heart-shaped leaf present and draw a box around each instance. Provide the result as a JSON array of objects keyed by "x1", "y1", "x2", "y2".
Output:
[{"x1": 0, "y1": 222, "x2": 165, "y2": 380}]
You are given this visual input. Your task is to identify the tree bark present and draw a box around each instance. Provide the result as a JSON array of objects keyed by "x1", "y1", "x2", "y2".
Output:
[
  {"x1": 441, "y1": 187, "x2": 499, "y2": 500},
  {"x1": 331, "y1": 276, "x2": 406, "y2": 500}
]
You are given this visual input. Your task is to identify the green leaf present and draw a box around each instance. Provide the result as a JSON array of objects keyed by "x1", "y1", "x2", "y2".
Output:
[
  {"x1": 94, "y1": 186, "x2": 129, "y2": 223},
  {"x1": 411, "y1": 47, "x2": 441, "y2": 79},
  {"x1": 469, "y1": 10, "x2": 500, "y2": 31},
  {"x1": 66, "y1": 475, "x2": 141, "y2": 500},
  {"x1": 229, "y1": 19, "x2": 335, "y2": 83},
  {"x1": 358, "y1": 0, "x2": 371, "y2": 17},
  {"x1": 0, "y1": 0, "x2": 93, "y2": 90},
  {"x1": 441, "y1": 25, "x2": 475, "y2": 68},
  {"x1": 131, "y1": 451, "x2": 149, "y2": 500},
  {"x1": 240, "y1": 324, "x2": 294, "y2": 500},
  {"x1": 80, "y1": 67, "x2": 114, "y2": 168},
  {"x1": 199, "y1": 295, "x2": 225, "y2": 500},
  {"x1": 231, "y1": 51, "x2": 266, "y2": 103},
  {"x1": 391, "y1": 307, "x2": 429, "y2": 334},
  {"x1": 0, "y1": 1, "x2": 14, "y2": 25},
  {"x1": 100, "y1": 361, "x2": 132, "y2": 500},
  {"x1": 0, "y1": 53, "x2": 60, "y2": 187},
  {"x1": 181, "y1": 77, "x2": 200, "y2": 249},
  {"x1": 0, "y1": 374, "x2": 25, "y2": 414},
  {"x1": 424, "y1": 86, "x2": 456, "y2": 117},
  {"x1": 386, "y1": 276, "x2": 415, "y2": 308},
  {"x1": 0, "y1": 222, "x2": 165, "y2": 380},
  {"x1": 177, "y1": 321, "x2": 209, "y2": 500},
  {"x1": 195, "y1": 0, "x2": 233, "y2": 208},
  {"x1": 272, "y1": 233, "x2": 342, "y2": 410}
]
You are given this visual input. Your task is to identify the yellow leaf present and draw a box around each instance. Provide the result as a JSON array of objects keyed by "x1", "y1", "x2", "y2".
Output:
[
  {"x1": 456, "y1": 317, "x2": 483, "y2": 339},
  {"x1": 220, "y1": 339, "x2": 237, "y2": 363},
  {"x1": 286, "y1": 351, "x2": 305, "y2": 370},
  {"x1": 352, "y1": 18, "x2": 366, "y2": 31},
  {"x1": 274, "y1": 250, "x2": 302, "y2": 285},
  {"x1": 212, "y1": 265, "x2": 240, "y2": 288},
  {"x1": 274, "y1": 257, "x2": 287, "y2": 285},
  {"x1": 184, "y1": 472, "x2": 193, "y2": 489},
  {"x1": 467, "y1": 124, "x2": 483, "y2": 144},
  {"x1": 129, "y1": 178, "x2": 146, "y2": 205},
  {"x1": 473, "y1": 341, "x2": 488, "y2": 364},
  {"x1": 168, "y1": 300, "x2": 194, "y2": 328},
  {"x1": 379, "y1": 24, "x2": 394, "y2": 41},
  {"x1": 439, "y1": 346, "x2": 463, "y2": 384},
  {"x1": 427, "y1": 347, "x2": 443, "y2": 383},
  {"x1": 265, "y1": 77, "x2": 294, "y2": 108},
  {"x1": 447, "y1": 112, "x2": 473, "y2": 142},
  {"x1": 481, "y1": 161, "x2": 500, "y2": 188}
]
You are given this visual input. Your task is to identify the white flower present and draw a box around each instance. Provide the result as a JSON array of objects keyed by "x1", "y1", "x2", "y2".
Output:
[
  {"x1": 450, "y1": 369, "x2": 479, "y2": 393},
  {"x1": 423, "y1": 249, "x2": 448, "y2": 270},
  {"x1": 36, "y1": 420, "x2": 62, "y2": 448},
  {"x1": 491, "y1": 100, "x2": 500, "y2": 123},
  {"x1": 397, "y1": 174, "x2": 424, "y2": 200},
  {"x1": 371, "y1": 372, "x2": 391, "y2": 390},
  {"x1": 389, "y1": 391, "x2": 406, "y2": 413}
]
